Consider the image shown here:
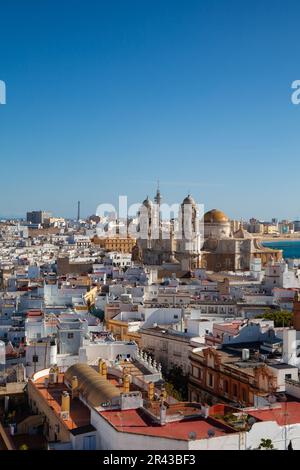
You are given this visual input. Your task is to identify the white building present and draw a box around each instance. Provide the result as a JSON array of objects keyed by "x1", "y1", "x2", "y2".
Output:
[{"x1": 264, "y1": 259, "x2": 300, "y2": 293}]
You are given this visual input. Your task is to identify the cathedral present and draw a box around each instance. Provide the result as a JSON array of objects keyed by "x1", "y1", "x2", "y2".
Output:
[
  {"x1": 132, "y1": 188, "x2": 202, "y2": 270},
  {"x1": 201, "y1": 209, "x2": 282, "y2": 271},
  {"x1": 132, "y1": 190, "x2": 282, "y2": 273}
]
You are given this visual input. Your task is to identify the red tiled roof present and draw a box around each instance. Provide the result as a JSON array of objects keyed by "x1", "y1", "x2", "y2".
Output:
[
  {"x1": 26, "y1": 309, "x2": 43, "y2": 318},
  {"x1": 213, "y1": 321, "x2": 243, "y2": 335}
]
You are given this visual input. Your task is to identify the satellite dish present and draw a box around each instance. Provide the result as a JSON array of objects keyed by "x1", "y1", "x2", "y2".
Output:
[
  {"x1": 207, "y1": 429, "x2": 215, "y2": 438},
  {"x1": 188, "y1": 431, "x2": 197, "y2": 440}
]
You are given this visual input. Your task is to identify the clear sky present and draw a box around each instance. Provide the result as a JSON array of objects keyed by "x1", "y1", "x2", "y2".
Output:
[{"x1": 1, "y1": 0, "x2": 300, "y2": 220}]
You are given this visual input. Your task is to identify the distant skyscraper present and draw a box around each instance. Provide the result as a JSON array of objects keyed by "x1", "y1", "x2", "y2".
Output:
[{"x1": 26, "y1": 210, "x2": 52, "y2": 225}]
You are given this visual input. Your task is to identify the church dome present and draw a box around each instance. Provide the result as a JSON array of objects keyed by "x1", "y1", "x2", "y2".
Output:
[
  {"x1": 204, "y1": 209, "x2": 229, "y2": 224},
  {"x1": 142, "y1": 196, "x2": 153, "y2": 209},
  {"x1": 182, "y1": 194, "x2": 196, "y2": 206}
]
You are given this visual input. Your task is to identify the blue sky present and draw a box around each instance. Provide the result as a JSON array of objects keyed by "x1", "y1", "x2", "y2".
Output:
[{"x1": 0, "y1": 0, "x2": 300, "y2": 220}]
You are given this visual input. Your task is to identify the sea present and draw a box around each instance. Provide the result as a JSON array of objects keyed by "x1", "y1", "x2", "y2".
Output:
[{"x1": 262, "y1": 240, "x2": 300, "y2": 259}]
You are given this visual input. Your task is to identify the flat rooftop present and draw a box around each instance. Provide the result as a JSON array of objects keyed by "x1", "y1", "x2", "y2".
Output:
[
  {"x1": 99, "y1": 407, "x2": 231, "y2": 441},
  {"x1": 268, "y1": 362, "x2": 298, "y2": 369}
]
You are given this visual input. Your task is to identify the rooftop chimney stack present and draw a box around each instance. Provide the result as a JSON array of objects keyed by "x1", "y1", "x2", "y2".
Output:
[
  {"x1": 123, "y1": 374, "x2": 130, "y2": 393},
  {"x1": 148, "y1": 382, "x2": 154, "y2": 401},
  {"x1": 159, "y1": 403, "x2": 167, "y2": 426},
  {"x1": 98, "y1": 359, "x2": 107, "y2": 379},
  {"x1": 61, "y1": 391, "x2": 70, "y2": 419},
  {"x1": 71, "y1": 375, "x2": 78, "y2": 399}
]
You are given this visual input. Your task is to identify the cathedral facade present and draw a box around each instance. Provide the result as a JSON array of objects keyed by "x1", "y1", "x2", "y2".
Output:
[
  {"x1": 133, "y1": 190, "x2": 282, "y2": 273},
  {"x1": 132, "y1": 189, "x2": 202, "y2": 270}
]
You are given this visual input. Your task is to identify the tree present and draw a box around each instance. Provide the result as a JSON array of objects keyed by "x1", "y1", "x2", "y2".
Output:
[
  {"x1": 258, "y1": 438, "x2": 274, "y2": 450},
  {"x1": 164, "y1": 365, "x2": 189, "y2": 401},
  {"x1": 19, "y1": 444, "x2": 29, "y2": 450},
  {"x1": 255, "y1": 309, "x2": 293, "y2": 327},
  {"x1": 164, "y1": 382, "x2": 183, "y2": 401}
]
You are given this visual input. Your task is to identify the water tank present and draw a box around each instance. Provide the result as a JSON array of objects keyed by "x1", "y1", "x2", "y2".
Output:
[{"x1": 242, "y1": 349, "x2": 250, "y2": 361}]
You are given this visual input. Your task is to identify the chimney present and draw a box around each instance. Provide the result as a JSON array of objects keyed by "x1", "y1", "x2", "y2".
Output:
[
  {"x1": 201, "y1": 404, "x2": 210, "y2": 418},
  {"x1": 77, "y1": 201, "x2": 80, "y2": 221},
  {"x1": 160, "y1": 404, "x2": 167, "y2": 426},
  {"x1": 123, "y1": 374, "x2": 130, "y2": 393},
  {"x1": 98, "y1": 359, "x2": 107, "y2": 379},
  {"x1": 61, "y1": 391, "x2": 70, "y2": 419},
  {"x1": 148, "y1": 382, "x2": 154, "y2": 401},
  {"x1": 71, "y1": 375, "x2": 78, "y2": 399},
  {"x1": 160, "y1": 387, "x2": 167, "y2": 402}
]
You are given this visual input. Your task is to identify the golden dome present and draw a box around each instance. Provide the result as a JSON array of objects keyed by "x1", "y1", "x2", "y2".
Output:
[{"x1": 204, "y1": 209, "x2": 229, "y2": 224}]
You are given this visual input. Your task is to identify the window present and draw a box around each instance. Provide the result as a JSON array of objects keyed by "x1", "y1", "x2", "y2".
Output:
[
  {"x1": 223, "y1": 380, "x2": 229, "y2": 393},
  {"x1": 208, "y1": 373, "x2": 213, "y2": 388},
  {"x1": 67, "y1": 333, "x2": 74, "y2": 339},
  {"x1": 32, "y1": 355, "x2": 38, "y2": 363},
  {"x1": 192, "y1": 367, "x2": 200, "y2": 379},
  {"x1": 242, "y1": 388, "x2": 247, "y2": 402},
  {"x1": 232, "y1": 383, "x2": 238, "y2": 398},
  {"x1": 285, "y1": 374, "x2": 292, "y2": 380}
]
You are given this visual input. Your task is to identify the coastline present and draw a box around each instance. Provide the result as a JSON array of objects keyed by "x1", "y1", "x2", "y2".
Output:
[{"x1": 256, "y1": 235, "x2": 300, "y2": 242}]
